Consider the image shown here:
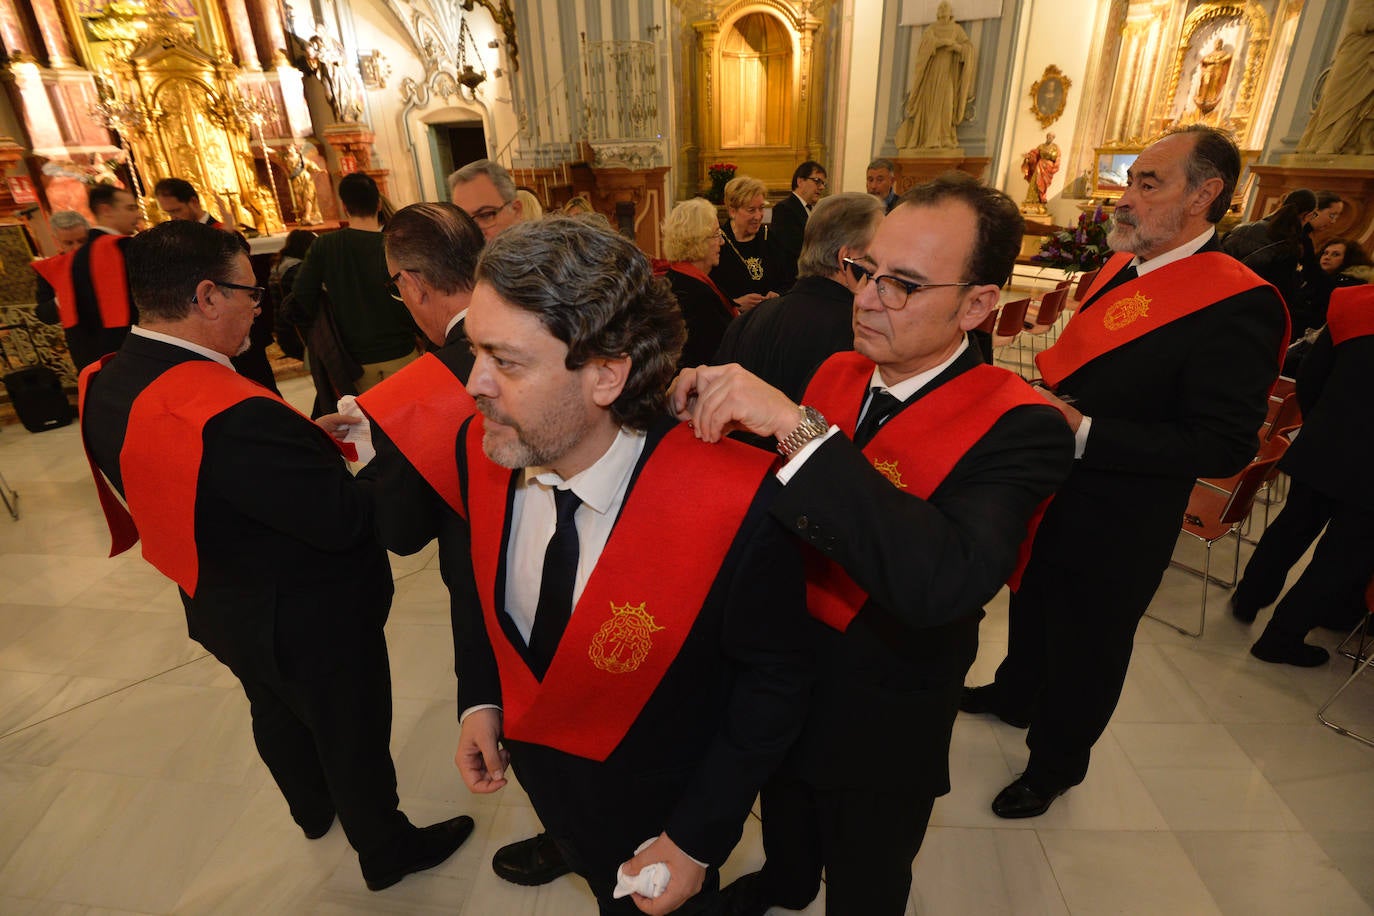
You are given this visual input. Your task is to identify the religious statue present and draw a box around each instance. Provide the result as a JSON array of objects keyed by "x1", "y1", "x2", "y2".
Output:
[
  {"x1": 1020, "y1": 132, "x2": 1060, "y2": 213},
  {"x1": 1297, "y1": 0, "x2": 1374, "y2": 155},
  {"x1": 895, "y1": 1, "x2": 976, "y2": 150},
  {"x1": 1187, "y1": 38, "x2": 1233, "y2": 124},
  {"x1": 278, "y1": 144, "x2": 324, "y2": 225},
  {"x1": 304, "y1": 26, "x2": 366, "y2": 123}
]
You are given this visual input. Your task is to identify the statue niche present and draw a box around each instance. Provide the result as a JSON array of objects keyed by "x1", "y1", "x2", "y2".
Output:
[{"x1": 719, "y1": 13, "x2": 792, "y2": 148}]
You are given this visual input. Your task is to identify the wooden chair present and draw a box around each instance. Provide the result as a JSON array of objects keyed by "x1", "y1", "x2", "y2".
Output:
[
  {"x1": 991, "y1": 297, "x2": 1032, "y2": 372},
  {"x1": 1156, "y1": 436, "x2": 1289, "y2": 637},
  {"x1": 1021, "y1": 284, "x2": 1071, "y2": 356},
  {"x1": 1071, "y1": 268, "x2": 1100, "y2": 303}
]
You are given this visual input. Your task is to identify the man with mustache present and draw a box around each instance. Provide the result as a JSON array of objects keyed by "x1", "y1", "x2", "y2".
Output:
[
  {"x1": 962, "y1": 125, "x2": 1288, "y2": 817},
  {"x1": 452, "y1": 216, "x2": 810, "y2": 914}
]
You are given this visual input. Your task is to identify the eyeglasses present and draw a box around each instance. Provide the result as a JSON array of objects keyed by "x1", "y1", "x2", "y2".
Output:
[
  {"x1": 213, "y1": 280, "x2": 265, "y2": 304},
  {"x1": 386, "y1": 270, "x2": 405, "y2": 301},
  {"x1": 468, "y1": 200, "x2": 514, "y2": 227},
  {"x1": 803, "y1": 175, "x2": 827, "y2": 189},
  {"x1": 842, "y1": 258, "x2": 973, "y2": 310}
]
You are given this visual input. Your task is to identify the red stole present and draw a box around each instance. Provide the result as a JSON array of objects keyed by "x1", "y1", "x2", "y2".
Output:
[
  {"x1": 653, "y1": 259, "x2": 739, "y2": 317},
  {"x1": 41, "y1": 235, "x2": 133, "y2": 329},
  {"x1": 80, "y1": 358, "x2": 338, "y2": 597},
  {"x1": 1327, "y1": 286, "x2": 1374, "y2": 345},
  {"x1": 355, "y1": 352, "x2": 476, "y2": 515},
  {"x1": 465, "y1": 422, "x2": 772, "y2": 761},
  {"x1": 1038, "y1": 251, "x2": 1283, "y2": 387},
  {"x1": 31, "y1": 252, "x2": 77, "y2": 324},
  {"x1": 800, "y1": 351, "x2": 1051, "y2": 632}
]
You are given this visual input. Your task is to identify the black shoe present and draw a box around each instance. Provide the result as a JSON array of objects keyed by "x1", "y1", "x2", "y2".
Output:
[
  {"x1": 1229, "y1": 592, "x2": 1258, "y2": 624},
  {"x1": 301, "y1": 813, "x2": 335, "y2": 840},
  {"x1": 715, "y1": 871, "x2": 774, "y2": 916},
  {"x1": 991, "y1": 778, "x2": 1066, "y2": 819},
  {"x1": 1250, "y1": 634, "x2": 1330, "y2": 667},
  {"x1": 959, "y1": 685, "x2": 1030, "y2": 728},
  {"x1": 491, "y1": 833, "x2": 571, "y2": 887},
  {"x1": 362, "y1": 815, "x2": 475, "y2": 891}
]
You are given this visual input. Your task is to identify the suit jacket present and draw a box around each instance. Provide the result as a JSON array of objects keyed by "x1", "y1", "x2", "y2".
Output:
[
  {"x1": 714, "y1": 274, "x2": 854, "y2": 401},
  {"x1": 36, "y1": 228, "x2": 134, "y2": 370},
  {"x1": 882, "y1": 190, "x2": 900, "y2": 214},
  {"x1": 82, "y1": 333, "x2": 392, "y2": 680},
  {"x1": 667, "y1": 268, "x2": 735, "y2": 371},
  {"x1": 452, "y1": 417, "x2": 811, "y2": 868},
  {"x1": 365, "y1": 322, "x2": 478, "y2": 630},
  {"x1": 1033, "y1": 238, "x2": 1287, "y2": 583},
  {"x1": 770, "y1": 193, "x2": 810, "y2": 292},
  {"x1": 1283, "y1": 325, "x2": 1374, "y2": 510},
  {"x1": 775, "y1": 346, "x2": 1074, "y2": 794}
]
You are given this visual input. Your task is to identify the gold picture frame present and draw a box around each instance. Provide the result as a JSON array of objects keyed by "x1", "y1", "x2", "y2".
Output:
[{"x1": 1029, "y1": 65, "x2": 1071, "y2": 129}]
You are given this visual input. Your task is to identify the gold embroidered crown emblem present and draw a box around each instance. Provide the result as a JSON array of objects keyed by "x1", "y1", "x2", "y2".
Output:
[
  {"x1": 872, "y1": 458, "x2": 907, "y2": 489},
  {"x1": 1102, "y1": 292, "x2": 1151, "y2": 331},
  {"x1": 588, "y1": 601, "x2": 664, "y2": 674}
]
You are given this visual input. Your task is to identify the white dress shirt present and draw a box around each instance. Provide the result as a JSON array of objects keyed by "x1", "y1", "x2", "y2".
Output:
[{"x1": 131, "y1": 326, "x2": 235, "y2": 370}]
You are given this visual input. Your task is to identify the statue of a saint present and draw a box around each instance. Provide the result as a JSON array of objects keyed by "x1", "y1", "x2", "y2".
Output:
[
  {"x1": 895, "y1": 2, "x2": 976, "y2": 150},
  {"x1": 304, "y1": 26, "x2": 366, "y2": 123},
  {"x1": 278, "y1": 144, "x2": 324, "y2": 226},
  {"x1": 1190, "y1": 38, "x2": 1233, "y2": 120},
  {"x1": 1297, "y1": 0, "x2": 1374, "y2": 155},
  {"x1": 1020, "y1": 133, "x2": 1060, "y2": 213}
]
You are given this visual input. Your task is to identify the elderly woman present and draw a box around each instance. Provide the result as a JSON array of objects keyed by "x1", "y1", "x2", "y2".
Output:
[
  {"x1": 710, "y1": 175, "x2": 784, "y2": 310},
  {"x1": 658, "y1": 197, "x2": 737, "y2": 370}
]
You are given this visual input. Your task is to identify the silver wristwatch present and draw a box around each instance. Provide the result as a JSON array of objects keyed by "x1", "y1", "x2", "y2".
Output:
[{"x1": 776, "y1": 405, "x2": 829, "y2": 458}]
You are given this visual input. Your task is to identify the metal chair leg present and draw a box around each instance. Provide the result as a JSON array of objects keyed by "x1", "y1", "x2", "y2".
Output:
[
  {"x1": 1317, "y1": 648, "x2": 1374, "y2": 747},
  {"x1": 0, "y1": 469, "x2": 17, "y2": 521}
]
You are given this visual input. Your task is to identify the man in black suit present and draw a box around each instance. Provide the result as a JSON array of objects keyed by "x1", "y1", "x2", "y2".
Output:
[
  {"x1": 715, "y1": 191, "x2": 883, "y2": 402},
  {"x1": 673, "y1": 173, "x2": 1074, "y2": 915},
  {"x1": 154, "y1": 177, "x2": 222, "y2": 227},
  {"x1": 963, "y1": 125, "x2": 1288, "y2": 818},
  {"x1": 452, "y1": 216, "x2": 810, "y2": 915},
  {"x1": 79, "y1": 220, "x2": 474, "y2": 892},
  {"x1": 770, "y1": 160, "x2": 827, "y2": 292},
  {"x1": 32, "y1": 184, "x2": 141, "y2": 369},
  {"x1": 866, "y1": 158, "x2": 901, "y2": 213},
  {"x1": 1235, "y1": 285, "x2": 1374, "y2": 665}
]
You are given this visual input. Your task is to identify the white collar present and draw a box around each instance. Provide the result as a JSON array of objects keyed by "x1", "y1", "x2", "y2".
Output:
[
  {"x1": 524, "y1": 426, "x2": 647, "y2": 517},
  {"x1": 1133, "y1": 227, "x2": 1215, "y2": 276},
  {"x1": 444, "y1": 310, "x2": 468, "y2": 339},
  {"x1": 869, "y1": 336, "x2": 970, "y2": 403},
  {"x1": 131, "y1": 326, "x2": 236, "y2": 370}
]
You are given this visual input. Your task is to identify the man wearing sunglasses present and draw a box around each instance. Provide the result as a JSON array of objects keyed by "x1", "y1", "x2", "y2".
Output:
[
  {"x1": 770, "y1": 160, "x2": 828, "y2": 293},
  {"x1": 79, "y1": 220, "x2": 474, "y2": 892},
  {"x1": 448, "y1": 159, "x2": 525, "y2": 241},
  {"x1": 672, "y1": 173, "x2": 1074, "y2": 915}
]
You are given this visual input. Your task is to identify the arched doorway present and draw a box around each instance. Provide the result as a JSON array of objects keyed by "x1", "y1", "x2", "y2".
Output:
[{"x1": 720, "y1": 13, "x2": 793, "y2": 149}]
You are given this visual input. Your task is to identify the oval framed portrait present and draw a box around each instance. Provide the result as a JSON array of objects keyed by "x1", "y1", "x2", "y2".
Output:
[{"x1": 1029, "y1": 65, "x2": 1072, "y2": 129}]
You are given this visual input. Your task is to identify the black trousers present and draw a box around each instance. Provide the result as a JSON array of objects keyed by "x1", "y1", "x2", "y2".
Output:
[
  {"x1": 225, "y1": 627, "x2": 409, "y2": 860},
  {"x1": 994, "y1": 551, "x2": 1168, "y2": 790},
  {"x1": 1262, "y1": 496, "x2": 1374, "y2": 640},
  {"x1": 1234, "y1": 479, "x2": 1333, "y2": 613},
  {"x1": 755, "y1": 765, "x2": 935, "y2": 915}
]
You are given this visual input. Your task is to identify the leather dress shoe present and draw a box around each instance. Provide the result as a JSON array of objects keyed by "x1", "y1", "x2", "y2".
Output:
[
  {"x1": 362, "y1": 815, "x2": 475, "y2": 891},
  {"x1": 959, "y1": 685, "x2": 1030, "y2": 728},
  {"x1": 1229, "y1": 593, "x2": 1258, "y2": 624},
  {"x1": 715, "y1": 871, "x2": 773, "y2": 916},
  {"x1": 991, "y1": 778, "x2": 1066, "y2": 819},
  {"x1": 1250, "y1": 633, "x2": 1329, "y2": 667},
  {"x1": 492, "y1": 832, "x2": 571, "y2": 886},
  {"x1": 300, "y1": 813, "x2": 335, "y2": 840}
]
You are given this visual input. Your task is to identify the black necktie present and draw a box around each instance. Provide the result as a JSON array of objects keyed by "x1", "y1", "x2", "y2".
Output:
[
  {"x1": 1082, "y1": 263, "x2": 1138, "y2": 311},
  {"x1": 528, "y1": 487, "x2": 581, "y2": 679},
  {"x1": 854, "y1": 388, "x2": 901, "y2": 447}
]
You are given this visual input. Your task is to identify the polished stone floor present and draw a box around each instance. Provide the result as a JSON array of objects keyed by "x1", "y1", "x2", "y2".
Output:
[{"x1": 0, "y1": 376, "x2": 1371, "y2": 915}]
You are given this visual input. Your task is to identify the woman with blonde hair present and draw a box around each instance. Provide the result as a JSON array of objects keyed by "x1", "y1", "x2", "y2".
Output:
[
  {"x1": 658, "y1": 197, "x2": 737, "y2": 369},
  {"x1": 710, "y1": 174, "x2": 782, "y2": 310}
]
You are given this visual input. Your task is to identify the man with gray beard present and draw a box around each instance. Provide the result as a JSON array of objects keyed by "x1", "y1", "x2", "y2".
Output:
[{"x1": 961, "y1": 125, "x2": 1288, "y2": 818}]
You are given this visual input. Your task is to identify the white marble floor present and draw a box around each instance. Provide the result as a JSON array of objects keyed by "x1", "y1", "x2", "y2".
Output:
[{"x1": 1, "y1": 376, "x2": 1372, "y2": 915}]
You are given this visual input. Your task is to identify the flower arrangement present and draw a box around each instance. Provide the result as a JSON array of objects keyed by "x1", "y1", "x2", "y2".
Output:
[
  {"x1": 1032, "y1": 204, "x2": 1112, "y2": 271},
  {"x1": 706, "y1": 162, "x2": 736, "y2": 204}
]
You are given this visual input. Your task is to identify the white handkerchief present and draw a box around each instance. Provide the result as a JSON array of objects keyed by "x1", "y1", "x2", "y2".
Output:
[
  {"x1": 613, "y1": 838, "x2": 670, "y2": 900},
  {"x1": 335, "y1": 395, "x2": 375, "y2": 467}
]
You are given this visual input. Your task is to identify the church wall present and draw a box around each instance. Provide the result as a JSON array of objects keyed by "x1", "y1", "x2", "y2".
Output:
[{"x1": 1262, "y1": 0, "x2": 1347, "y2": 159}]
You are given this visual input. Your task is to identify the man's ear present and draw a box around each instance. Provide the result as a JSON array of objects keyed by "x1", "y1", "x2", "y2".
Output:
[
  {"x1": 192, "y1": 279, "x2": 219, "y2": 314},
  {"x1": 958, "y1": 285, "x2": 1000, "y2": 331},
  {"x1": 587, "y1": 354, "x2": 632, "y2": 408},
  {"x1": 1189, "y1": 176, "x2": 1225, "y2": 217}
]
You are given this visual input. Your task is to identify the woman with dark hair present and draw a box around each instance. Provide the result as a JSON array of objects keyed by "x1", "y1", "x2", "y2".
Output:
[
  {"x1": 1318, "y1": 237, "x2": 1372, "y2": 278},
  {"x1": 1222, "y1": 189, "x2": 1318, "y2": 337}
]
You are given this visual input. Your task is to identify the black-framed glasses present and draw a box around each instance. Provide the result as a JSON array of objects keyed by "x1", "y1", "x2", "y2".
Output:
[
  {"x1": 842, "y1": 258, "x2": 972, "y2": 310},
  {"x1": 803, "y1": 175, "x2": 828, "y2": 190},
  {"x1": 386, "y1": 270, "x2": 405, "y2": 301},
  {"x1": 468, "y1": 200, "x2": 514, "y2": 226},
  {"x1": 213, "y1": 280, "x2": 265, "y2": 304}
]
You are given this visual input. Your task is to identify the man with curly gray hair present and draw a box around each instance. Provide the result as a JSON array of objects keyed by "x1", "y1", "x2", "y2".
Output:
[{"x1": 452, "y1": 215, "x2": 811, "y2": 915}]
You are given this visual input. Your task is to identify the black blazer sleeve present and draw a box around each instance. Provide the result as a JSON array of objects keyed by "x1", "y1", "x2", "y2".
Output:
[{"x1": 773, "y1": 403, "x2": 1074, "y2": 631}]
